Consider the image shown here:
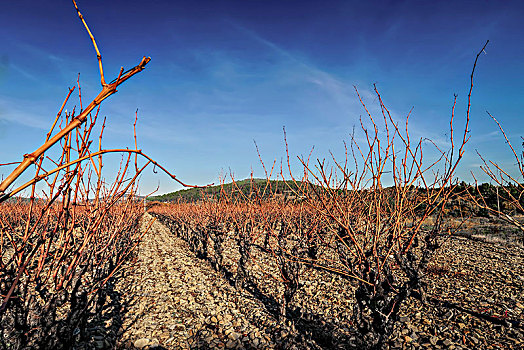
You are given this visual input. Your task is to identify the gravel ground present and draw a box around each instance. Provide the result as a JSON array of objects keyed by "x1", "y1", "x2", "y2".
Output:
[
  {"x1": 115, "y1": 214, "x2": 298, "y2": 350},
  {"x1": 77, "y1": 213, "x2": 524, "y2": 349}
]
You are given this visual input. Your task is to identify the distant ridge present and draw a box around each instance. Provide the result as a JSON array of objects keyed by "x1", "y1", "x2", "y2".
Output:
[{"x1": 147, "y1": 178, "x2": 308, "y2": 202}]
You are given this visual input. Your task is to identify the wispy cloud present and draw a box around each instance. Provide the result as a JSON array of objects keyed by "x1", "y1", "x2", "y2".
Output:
[
  {"x1": 0, "y1": 111, "x2": 50, "y2": 130},
  {"x1": 226, "y1": 22, "x2": 451, "y2": 150},
  {"x1": 4, "y1": 39, "x2": 81, "y2": 89},
  {"x1": 0, "y1": 97, "x2": 51, "y2": 131},
  {"x1": 14, "y1": 41, "x2": 65, "y2": 65},
  {"x1": 228, "y1": 21, "x2": 366, "y2": 120},
  {"x1": 10, "y1": 63, "x2": 39, "y2": 82}
]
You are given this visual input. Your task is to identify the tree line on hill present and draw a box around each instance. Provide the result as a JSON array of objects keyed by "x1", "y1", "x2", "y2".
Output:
[{"x1": 148, "y1": 179, "x2": 524, "y2": 219}]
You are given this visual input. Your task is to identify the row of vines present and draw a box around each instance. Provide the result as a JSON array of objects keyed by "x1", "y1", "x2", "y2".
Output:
[{"x1": 1, "y1": 1, "x2": 159, "y2": 348}]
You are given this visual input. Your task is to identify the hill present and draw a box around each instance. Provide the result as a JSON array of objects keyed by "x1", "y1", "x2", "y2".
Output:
[{"x1": 147, "y1": 179, "x2": 309, "y2": 202}]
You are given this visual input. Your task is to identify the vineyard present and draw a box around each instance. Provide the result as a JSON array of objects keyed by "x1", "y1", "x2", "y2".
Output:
[
  {"x1": 1, "y1": 1, "x2": 524, "y2": 350},
  {"x1": 144, "y1": 195, "x2": 524, "y2": 349}
]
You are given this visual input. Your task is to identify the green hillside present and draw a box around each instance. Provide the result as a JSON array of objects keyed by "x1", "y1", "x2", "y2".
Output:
[{"x1": 147, "y1": 178, "x2": 308, "y2": 202}]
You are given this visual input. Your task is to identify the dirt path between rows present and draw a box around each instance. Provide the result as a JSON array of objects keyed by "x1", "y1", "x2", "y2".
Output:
[{"x1": 114, "y1": 213, "x2": 283, "y2": 350}]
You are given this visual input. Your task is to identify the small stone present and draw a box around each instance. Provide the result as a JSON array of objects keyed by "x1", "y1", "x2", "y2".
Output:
[
  {"x1": 405, "y1": 336, "x2": 413, "y2": 343},
  {"x1": 134, "y1": 338, "x2": 150, "y2": 349},
  {"x1": 443, "y1": 339, "x2": 452, "y2": 346},
  {"x1": 228, "y1": 332, "x2": 241, "y2": 341},
  {"x1": 430, "y1": 336, "x2": 438, "y2": 345},
  {"x1": 204, "y1": 336, "x2": 215, "y2": 343},
  {"x1": 226, "y1": 339, "x2": 236, "y2": 348},
  {"x1": 408, "y1": 324, "x2": 419, "y2": 332}
]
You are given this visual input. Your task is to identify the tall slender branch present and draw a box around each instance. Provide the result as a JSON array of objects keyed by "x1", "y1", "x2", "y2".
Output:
[{"x1": 0, "y1": 1, "x2": 151, "y2": 200}]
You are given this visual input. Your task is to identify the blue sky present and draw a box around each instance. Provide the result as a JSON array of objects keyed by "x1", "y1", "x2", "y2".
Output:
[{"x1": 0, "y1": 0, "x2": 523, "y2": 195}]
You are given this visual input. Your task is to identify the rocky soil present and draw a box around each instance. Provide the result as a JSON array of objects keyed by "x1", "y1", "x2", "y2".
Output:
[
  {"x1": 114, "y1": 214, "x2": 288, "y2": 350},
  {"x1": 76, "y1": 214, "x2": 524, "y2": 349}
]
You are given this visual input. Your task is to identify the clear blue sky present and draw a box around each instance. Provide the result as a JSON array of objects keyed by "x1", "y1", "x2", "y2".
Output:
[{"x1": 0, "y1": 1, "x2": 523, "y2": 195}]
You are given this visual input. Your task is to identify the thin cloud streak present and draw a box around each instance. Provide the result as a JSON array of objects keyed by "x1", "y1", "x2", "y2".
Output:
[
  {"x1": 0, "y1": 103, "x2": 51, "y2": 131},
  {"x1": 229, "y1": 21, "x2": 366, "y2": 120}
]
